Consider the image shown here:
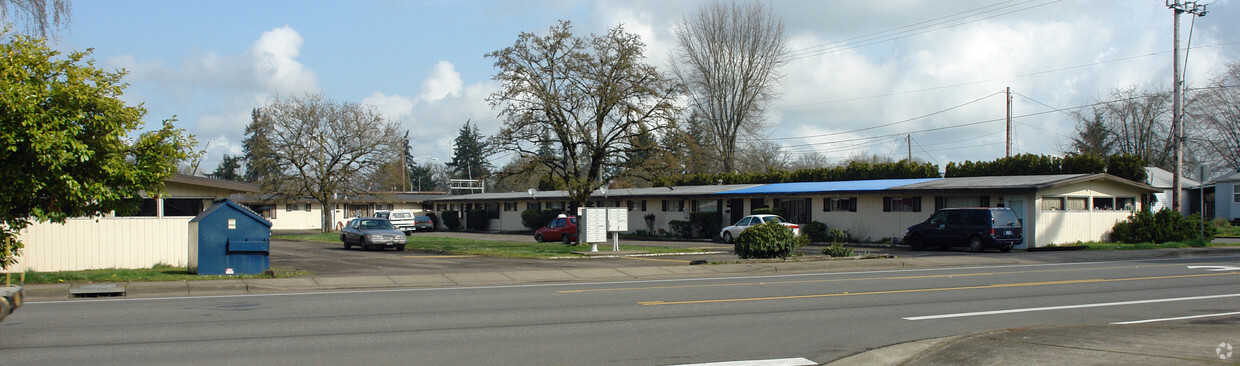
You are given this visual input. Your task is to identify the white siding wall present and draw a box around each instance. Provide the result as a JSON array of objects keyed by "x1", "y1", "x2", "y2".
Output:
[
  {"x1": 12, "y1": 217, "x2": 190, "y2": 273},
  {"x1": 1032, "y1": 180, "x2": 1146, "y2": 247},
  {"x1": 809, "y1": 195, "x2": 928, "y2": 242},
  {"x1": 270, "y1": 205, "x2": 323, "y2": 231}
]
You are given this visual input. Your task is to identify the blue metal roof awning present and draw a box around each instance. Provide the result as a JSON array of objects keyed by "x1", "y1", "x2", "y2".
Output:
[{"x1": 718, "y1": 178, "x2": 943, "y2": 195}]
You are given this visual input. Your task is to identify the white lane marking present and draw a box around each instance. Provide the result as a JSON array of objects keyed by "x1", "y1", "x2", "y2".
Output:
[
  {"x1": 669, "y1": 357, "x2": 817, "y2": 366},
  {"x1": 904, "y1": 293, "x2": 1240, "y2": 321},
  {"x1": 1187, "y1": 265, "x2": 1240, "y2": 271},
  {"x1": 1111, "y1": 311, "x2": 1240, "y2": 325}
]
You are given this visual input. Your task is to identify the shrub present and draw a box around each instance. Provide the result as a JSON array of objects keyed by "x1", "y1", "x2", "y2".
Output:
[
  {"x1": 466, "y1": 209, "x2": 488, "y2": 231},
  {"x1": 689, "y1": 211, "x2": 722, "y2": 239},
  {"x1": 521, "y1": 209, "x2": 551, "y2": 230},
  {"x1": 1110, "y1": 208, "x2": 1215, "y2": 243},
  {"x1": 734, "y1": 221, "x2": 803, "y2": 259},
  {"x1": 803, "y1": 221, "x2": 829, "y2": 242},
  {"x1": 644, "y1": 213, "x2": 656, "y2": 233},
  {"x1": 441, "y1": 210, "x2": 461, "y2": 230},
  {"x1": 828, "y1": 228, "x2": 848, "y2": 243},
  {"x1": 823, "y1": 243, "x2": 853, "y2": 257},
  {"x1": 668, "y1": 220, "x2": 693, "y2": 239}
]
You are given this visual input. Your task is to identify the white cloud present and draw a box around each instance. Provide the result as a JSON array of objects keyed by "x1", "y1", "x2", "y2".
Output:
[
  {"x1": 105, "y1": 25, "x2": 318, "y2": 171},
  {"x1": 419, "y1": 61, "x2": 463, "y2": 103},
  {"x1": 362, "y1": 92, "x2": 417, "y2": 123}
]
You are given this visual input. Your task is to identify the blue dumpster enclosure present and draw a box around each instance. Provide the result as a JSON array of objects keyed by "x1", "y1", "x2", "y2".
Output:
[{"x1": 188, "y1": 198, "x2": 273, "y2": 275}]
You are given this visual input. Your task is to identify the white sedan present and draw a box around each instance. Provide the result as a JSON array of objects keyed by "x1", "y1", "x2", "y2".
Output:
[{"x1": 720, "y1": 214, "x2": 801, "y2": 243}]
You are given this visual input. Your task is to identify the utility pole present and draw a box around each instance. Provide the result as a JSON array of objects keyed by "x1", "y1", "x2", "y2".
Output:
[
  {"x1": 1167, "y1": 0, "x2": 1207, "y2": 213},
  {"x1": 1006, "y1": 86, "x2": 1012, "y2": 157},
  {"x1": 907, "y1": 134, "x2": 912, "y2": 162}
]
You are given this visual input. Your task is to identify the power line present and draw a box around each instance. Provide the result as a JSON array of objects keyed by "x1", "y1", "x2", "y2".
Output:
[
  {"x1": 771, "y1": 90, "x2": 1004, "y2": 141},
  {"x1": 776, "y1": 41, "x2": 1240, "y2": 111}
]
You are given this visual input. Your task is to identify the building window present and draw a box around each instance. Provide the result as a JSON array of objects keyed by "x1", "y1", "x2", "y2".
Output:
[
  {"x1": 526, "y1": 202, "x2": 541, "y2": 211},
  {"x1": 1117, "y1": 197, "x2": 1136, "y2": 210},
  {"x1": 285, "y1": 203, "x2": 296, "y2": 212},
  {"x1": 1066, "y1": 197, "x2": 1088, "y2": 211},
  {"x1": 305, "y1": 203, "x2": 313, "y2": 212},
  {"x1": 661, "y1": 200, "x2": 670, "y2": 212},
  {"x1": 116, "y1": 198, "x2": 159, "y2": 217},
  {"x1": 1234, "y1": 190, "x2": 1240, "y2": 203},
  {"x1": 1092, "y1": 197, "x2": 1115, "y2": 210},
  {"x1": 641, "y1": 200, "x2": 647, "y2": 211},
  {"x1": 627, "y1": 200, "x2": 634, "y2": 211},
  {"x1": 164, "y1": 198, "x2": 205, "y2": 217},
  {"x1": 751, "y1": 198, "x2": 766, "y2": 211},
  {"x1": 1042, "y1": 197, "x2": 1064, "y2": 211},
  {"x1": 486, "y1": 203, "x2": 500, "y2": 219},
  {"x1": 883, "y1": 197, "x2": 921, "y2": 212},
  {"x1": 823, "y1": 197, "x2": 858, "y2": 212}
]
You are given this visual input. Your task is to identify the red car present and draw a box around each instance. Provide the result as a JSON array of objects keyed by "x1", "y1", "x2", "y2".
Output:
[{"x1": 535, "y1": 215, "x2": 578, "y2": 245}]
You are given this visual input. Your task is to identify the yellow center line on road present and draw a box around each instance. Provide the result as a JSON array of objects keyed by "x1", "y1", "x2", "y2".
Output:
[
  {"x1": 620, "y1": 256, "x2": 693, "y2": 264},
  {"x1": 637, "y1": 272, "x2": 1239, "y2": 306},
  {"x1": 557, "y1": 263, "x2": 1182, "y2": 294}
]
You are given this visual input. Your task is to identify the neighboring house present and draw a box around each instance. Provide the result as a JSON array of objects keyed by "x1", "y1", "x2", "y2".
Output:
[
  {"x1": 232, "y1": 192, "x2": 445, "y2": 232},
  {"x1": 1144, "y1": 167, "x2": 1200, "y2": 213},
  {"x1": 1213, "y1": 171, "x2": 1240, "y2": 222},
  {"x1": 426, "y1": 174, "x2": 1158, "y2": 249},
  {"x1": 9, "y1": 175, "x2": 259, "y2": 273}
]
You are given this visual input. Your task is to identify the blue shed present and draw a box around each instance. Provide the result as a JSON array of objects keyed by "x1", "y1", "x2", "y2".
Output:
[{"x1": 188, "y1": 198, "x2": 273, "y2": 275}]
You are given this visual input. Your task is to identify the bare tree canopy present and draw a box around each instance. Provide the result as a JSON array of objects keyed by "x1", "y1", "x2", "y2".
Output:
[
  {"x1": 1, "y1": 0, "x2": 70, "y2": 39},
  {"x1": 486, "y1": 20, "x2": 679, "y2": 206},
  {"x1": 254, "y1": 93, "x2": 402, "y2": 232},
  {"x1": 1070, "y1": 86, "x2": 1175, "y2": 170},
  {"x1": 1188, "y1": 62, "x2": 1240, "y2": 172},
  {"x1": 672, "y1": 0, "x2": 789, "y2": 173}
]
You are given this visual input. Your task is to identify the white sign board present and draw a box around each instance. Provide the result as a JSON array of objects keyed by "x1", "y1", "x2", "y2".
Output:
[
  {"x1": 582, "y1": 208, "x2": 609, "y2": 243},
  {"x1": 606, "y1": 208, "x2": 628, "y2": 232}
]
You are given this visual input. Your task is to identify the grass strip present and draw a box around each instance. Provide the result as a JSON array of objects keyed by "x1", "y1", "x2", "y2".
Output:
[
  {"x1": 275, "y1": 233, "x2": 709, "y2": 258},
  {"x1": 19, "y1": 265, "x2": 309, "y2": 285}
]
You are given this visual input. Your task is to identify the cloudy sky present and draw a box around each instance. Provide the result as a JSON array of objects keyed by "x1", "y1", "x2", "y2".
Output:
[{"x1": 45, "y1": 0, "x2": 1239, "y2": 176}]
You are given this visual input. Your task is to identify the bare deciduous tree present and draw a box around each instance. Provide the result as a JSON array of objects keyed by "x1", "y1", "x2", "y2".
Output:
[
  {"x1": 1, "y1": 0, "x2": 71, "y2": 39},
  {"x1": 1071, "y1": 86, "x2": 1175, "y2": 170},
  {"x1": 486, "y1": 20, "x2": 679, "y2": 207},
  {"x1": 1188, "y1": 62, "x2": 1240, "y2": 171},
  {"x1": 672, "y1": 1, "x2": 789, "y2": 173},
  {"x1": 256, "y1": 93, "x2": 402, "y2": 232}
]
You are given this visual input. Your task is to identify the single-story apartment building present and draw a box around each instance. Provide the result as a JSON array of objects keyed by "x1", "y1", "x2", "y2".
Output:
[
  {"x1": 9, "y1": 175, "x2": 260, "y2": 273},
  {"x1": 231, "y1": 192, "x2": 445, "y2": 232},
  {"x1": 425, "y1": 173, "x2": 1159, "y2": 249}
]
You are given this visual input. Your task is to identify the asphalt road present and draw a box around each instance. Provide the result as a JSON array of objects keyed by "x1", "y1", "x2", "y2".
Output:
[{"x1": 5, "y1": 255, "x2": 1239, "y2": 365}]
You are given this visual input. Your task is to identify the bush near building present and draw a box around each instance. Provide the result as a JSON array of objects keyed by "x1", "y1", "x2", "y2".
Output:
[
  {"x1": 1111, "y1": 208, "x2": 1215, "y2": 244},
  {"x1": 442, "y1": 210, "x2": 461, "y2": 230},
  {"x1": 689, "y1": 211, "x2": 722, "y2": 239},
  {"x1": 467, "y1": 209, "x2": 488, "y2": 231},
  {"x1": 734, "y1": 221, "x2": 805, "y2": 259}
]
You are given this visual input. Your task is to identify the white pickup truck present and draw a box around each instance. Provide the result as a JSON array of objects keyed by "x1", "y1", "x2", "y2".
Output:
[{"x1": 374, "y1": 210, "x2": 418, "y2": 235}]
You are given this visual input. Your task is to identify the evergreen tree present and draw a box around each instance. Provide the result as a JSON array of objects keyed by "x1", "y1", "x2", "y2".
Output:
[
  {"x1": 242, "y1": 108, "x2": 276, "y2": 183},
  {"x1": 446, "y1": 120, "x2": 491, "y2": 180},
  {"x1": 207, "y1": 154, "x2": 243, "y2": 181}
]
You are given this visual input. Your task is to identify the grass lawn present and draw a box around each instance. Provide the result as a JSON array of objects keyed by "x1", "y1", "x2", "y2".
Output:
[
  {"x1": 1216, "y1": 224, "x2": 1240, "y2": 238},
  {"x1": 17, "y1": 265, "x2": 309, "y2": 285},
  {"x1": 274, "y1": 233, "x2": 710, "y2": 258}
]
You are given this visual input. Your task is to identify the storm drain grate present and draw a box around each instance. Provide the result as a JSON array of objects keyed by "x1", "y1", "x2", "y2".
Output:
[{"x1": 69, "y1": 283, "x2": 126, "y2": 298}]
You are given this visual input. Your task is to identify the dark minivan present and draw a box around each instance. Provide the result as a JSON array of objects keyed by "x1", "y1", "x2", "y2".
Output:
[{"x1": 903, "y1": 208, "x2": 1023, "y2": 252}]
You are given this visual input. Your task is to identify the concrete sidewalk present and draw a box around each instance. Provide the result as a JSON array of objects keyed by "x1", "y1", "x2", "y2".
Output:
[{"x1": 828, "y1": 323, "x2": 1239, "y2": 365}]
